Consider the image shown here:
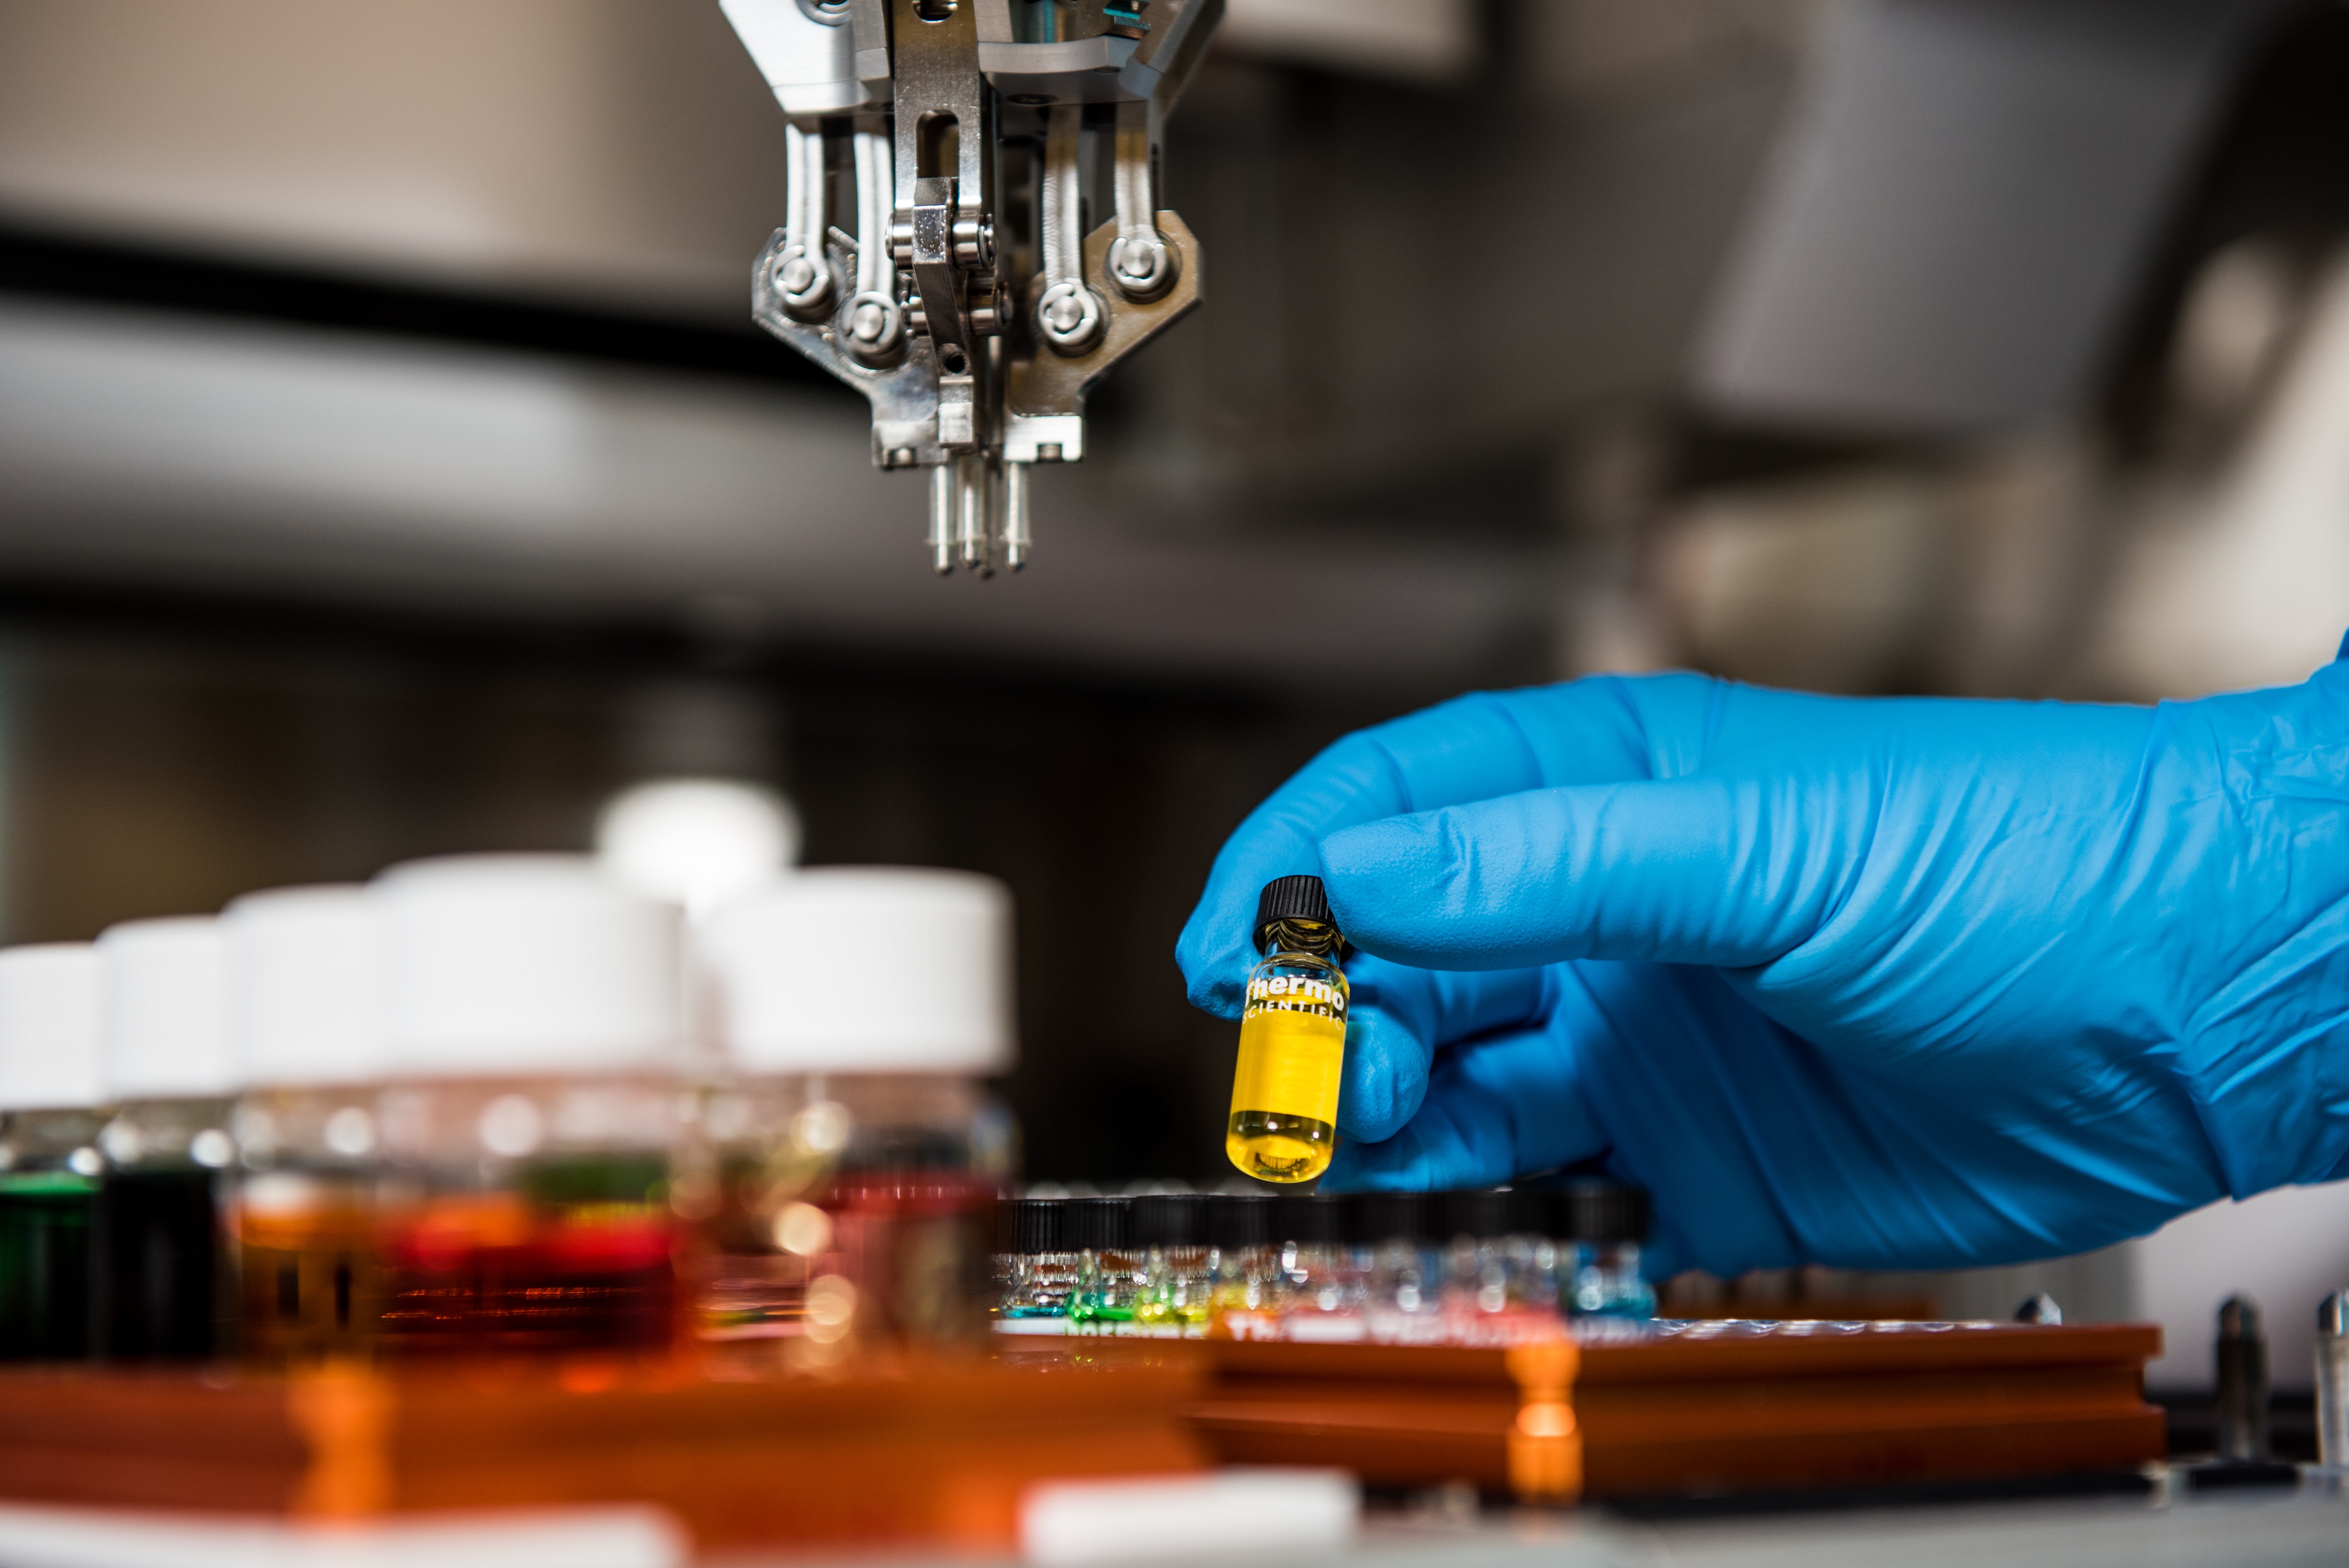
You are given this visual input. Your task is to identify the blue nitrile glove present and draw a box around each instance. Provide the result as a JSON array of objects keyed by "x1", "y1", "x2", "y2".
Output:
[{"x1": 1176, "y1": 653, "x2": 2349, "y2": 1279}]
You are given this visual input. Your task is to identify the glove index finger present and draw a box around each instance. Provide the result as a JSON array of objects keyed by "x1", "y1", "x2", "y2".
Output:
[
  {"x1": 1321, "y1": 772, "x2": 1852, "y2": 971},
  {"x1": 1178, "y1": 681, "x2": 1672, "y2": 1016}
]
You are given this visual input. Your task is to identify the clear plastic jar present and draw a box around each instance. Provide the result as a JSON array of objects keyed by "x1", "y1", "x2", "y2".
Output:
[
  {"x1": 91, "y1": 916, "x2": 242, "y2": 1363},
  {"x1": 0, "y1": 943, "x2": 107, "y2": 1363},
  {"x1": 92, "y1": 1095, "x2": 238, "y2": 1360},
  {"x1": 372, "y1": 1073, "x2": 686, "y2": 1354},
  {"x1": 0, "y1": 1107, "x2": 104, "y2": 1362},
  {"x1": 235, "y1": 1084, "x2": 389, "y2": 1360},
  {"x1": 226, "y1": 885, "x2": 391, "y2": 1364},
  {"x1": 367, "y1": 855, "x2": 691, "y2": 1359},
  {"x1": 690, "y1": 869, "x2": 1017, "y2": 1363},
  {"x1": 692, "y1": 1069, "x2": 1010, "y2": 1356}
]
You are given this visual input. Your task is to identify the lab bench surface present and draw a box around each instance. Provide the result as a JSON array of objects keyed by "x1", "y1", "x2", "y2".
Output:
[
  {"x1": 724, "y1": 1481, "x2": 2349, "y2": 1568},
  {"x1": 0, "y1": 1468, "x2": 2339, "y2": 1566}
]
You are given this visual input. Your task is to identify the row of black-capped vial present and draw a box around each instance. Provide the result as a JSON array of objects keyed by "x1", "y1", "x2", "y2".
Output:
[{"x1": 995, "y1": 1182, "x2": 1649, "y2": 1255}]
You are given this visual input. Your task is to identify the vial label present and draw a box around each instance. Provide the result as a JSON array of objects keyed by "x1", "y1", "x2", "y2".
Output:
[
  {"x1": 1243, "y1": 975, "x2": 1348, "y2": 1017},
  {"x1": 1226, "y1": 1005, "x2": 1344, "y2": 1183},
  {"x1": 1283, "y1": 1311, "x2": 1368, "y2": 1344},
  {"x1": 1218, "y1": 1309, "x2": 1282, "y2": 1342}
]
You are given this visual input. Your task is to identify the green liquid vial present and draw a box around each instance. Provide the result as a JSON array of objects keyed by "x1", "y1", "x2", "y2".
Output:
[
  {"x1": 1063, "y1": 1196, "x2": 1137, "y2": 1331},
  {"x1": 0, "y1": 944, "x2": 109, "y2": 1364},
  {"x1": 1227, "y1": 877, "x2": 1347, "y2": 1184}
]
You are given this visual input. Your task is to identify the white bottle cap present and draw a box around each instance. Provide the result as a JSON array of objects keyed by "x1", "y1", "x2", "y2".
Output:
[
  {"x1": 223, "y1": 884, "x2": 383, "y2": 1089},
  {"x1": 698, "y1": 867, "x2": 1014, "y2": 1074},
  {"x1": 0, "y1": 944, "x2": 103, "y2": 1111},
  {"x1": 596, "y1": 778, "x2": 801, "y2": 921},
  {"x1": 373, "y1": 854, "x2": 684, "y2": 1078},
  {"x1": 96, "y1": 916, "x2": 235, "y2": 1102}
]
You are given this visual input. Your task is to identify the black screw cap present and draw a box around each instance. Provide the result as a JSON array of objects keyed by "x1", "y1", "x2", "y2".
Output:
[
  {"x1": 1350, "y1": 1190, "x2": 1442, "y2": 1246},
  {"x1": 1557, "y1": 1178, "x2": 1651, "y2": 1244},
  {"x1": 1208, "y1": 1193, "x2": 1273, "y2": 1249},
  {"x1": 1131, "y1": 1192, "x2": 1208, "y2": 1248},
  {"x1": 1064, "y1": 1196, "x2": 1130, "y2": 1252},
  {"x1": 1428, "y1": 1192, "x2": 1522, "y2": 1239},
  {"x1": 1254, "y1": 875, "x2": 1340, "y2": 951},
  {"x1": 996, "y1": 1197, "x2": 1064, "y2": 1255},
  {"x1": 1274, "y1": 1190, "x2": 1347, "y2": 1245}
]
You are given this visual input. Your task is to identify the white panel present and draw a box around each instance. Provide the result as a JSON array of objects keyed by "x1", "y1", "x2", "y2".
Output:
[
  {"x1": 1219, "y1": 0, "x2": 1477, "y2": 83},
  {"x1": 0, "y1": 302, "x2": 1544, "y2": 688},
  {"x1": 0, "y1": 0, "x2": 785, "y2": 309},
  {"x1": 716, "y1": 0, "x2": 863, "y2": 114},
  {"x1": 2086, "y1": 253, "x2": 2349, "y2": 700},
  {"x1": 2138, "y1": 1182, "x2": 2349, "y2": 1392},
  {"x1": 1695, "y1": 0, "x2": 2266, "y2": 433}
]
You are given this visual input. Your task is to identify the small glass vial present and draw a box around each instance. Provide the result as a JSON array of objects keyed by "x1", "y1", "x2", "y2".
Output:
[
  {"x1": 1227, "y1": 877, "x2": 1349, "y2": 1185},
  {"x1": 0, "y1": 945, "x2": 107, "y2": 1363},
  {"x1": 1205, "y1": 1193, "x2": 1276, "y2": 1339},
  {"x1": 1274, "y1": 1192, "x2": 1363, "y2": 1342},
  {"x1": 994, "y1": 1197, "x2": 1073, "y2": 1331},
  {"x1": 691, "y1": 869, "x2": 1016, "y2": 1362},
  {"x1": 1354, "y1": 1191, "x2": 1445, "y2": 1346},
  {"x1": 1442, "y1": 1187, "x2": 1564, "y2": 1345},
  {"x1": 225, "y1": 886, "x2": 389, "y2": 1364},
  {"x1": 369, "y1": 856, "x2": 690, "y2": 1359},
  {"x1": 91, "y1": 918, "x2": 241, "y2": 1362},
  {"x1": 1562, "y1": 1178, "x2": 1656, "y2": 1320},
  {"x1": 1065, "y1": 1197, "x2": 1139, "y2": 1333},
  {"x1": 1130, "y1": 1193, "x2": 1210, "y2": 1337}
]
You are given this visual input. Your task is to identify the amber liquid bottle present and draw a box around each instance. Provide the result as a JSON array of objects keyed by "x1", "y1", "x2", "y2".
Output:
[
  {"x1": 225, "y1": 885, "x2": 396, "y2": 1364},
  {"x1": 1226, "y1": 876, "x2": 1348, "y2": 1184}
]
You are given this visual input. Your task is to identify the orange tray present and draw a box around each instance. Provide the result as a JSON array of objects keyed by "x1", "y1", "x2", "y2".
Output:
[
  {"x1": 0, "y1": 1352, "x2": 1207, "y2": 1555},
  {"x1": 1177, "y1": 1320, "x2": 2165, "y2": 1502}
]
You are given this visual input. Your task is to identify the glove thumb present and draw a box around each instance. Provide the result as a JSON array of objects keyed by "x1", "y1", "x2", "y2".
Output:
[{"x1": 1318, "y1": 774, "x2": 1850, "y2": 971}]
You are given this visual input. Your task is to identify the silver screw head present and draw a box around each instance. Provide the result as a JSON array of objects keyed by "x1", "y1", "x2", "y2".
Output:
[
  {"x1": 1036, "y1": 281, "x2": 1103, "y2": 353},
  {"x1": 1107, "y1": 235, "x2": 1176, "y2": 301}
]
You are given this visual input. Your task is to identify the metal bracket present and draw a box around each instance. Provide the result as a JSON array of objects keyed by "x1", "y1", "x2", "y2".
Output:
[
  {"x1": 751, "y1": 225, "x2": 945, "y2": 468},
  {"x1": 1005, "y1": 208, "x2": 1202, "y2": 460}
]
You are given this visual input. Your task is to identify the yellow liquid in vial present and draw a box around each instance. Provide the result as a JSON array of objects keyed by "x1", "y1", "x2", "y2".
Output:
[{"x1": 1226, "y1": 1007, "x2": 1344, "y2": 1183}]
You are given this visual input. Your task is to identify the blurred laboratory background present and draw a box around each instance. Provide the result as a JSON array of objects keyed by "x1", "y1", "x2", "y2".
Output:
[{"x1": 4, "y1": 0, "x2": 2349, "y2": 1391}]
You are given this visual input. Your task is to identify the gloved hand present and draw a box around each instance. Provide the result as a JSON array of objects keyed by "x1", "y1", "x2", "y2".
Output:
[{"x1": 1176, "y1": 656, "x2": 2349, "y2": 1279}]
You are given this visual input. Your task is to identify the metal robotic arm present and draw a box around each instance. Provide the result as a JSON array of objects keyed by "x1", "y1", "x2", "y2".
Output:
[{"x1": 719, "y1": 0, "x2": 1222, "y2": 576}]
